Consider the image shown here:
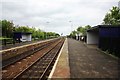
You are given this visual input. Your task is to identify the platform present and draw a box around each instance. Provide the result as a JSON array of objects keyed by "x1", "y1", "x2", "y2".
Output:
[
  {"x1": 69, "y1": 38, "x2": 119, "y2": 78},
  {"x1": 1, "y1": 38, "x2": 57, "y2": 51},
  {"x1": 50, "y1": 38, "x2": 119, "y2": 79},
  {"x1": 49, "y1": 38, "x2": 70, "y2": 78}
]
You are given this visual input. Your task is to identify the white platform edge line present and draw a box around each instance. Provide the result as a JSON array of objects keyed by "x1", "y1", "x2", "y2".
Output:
[
  {"x1": 0, "y1": 38, "x2": 58, "y2": 53},
  {"x1": 48, "y1": 38, "x2": 67, "y2": 79}
]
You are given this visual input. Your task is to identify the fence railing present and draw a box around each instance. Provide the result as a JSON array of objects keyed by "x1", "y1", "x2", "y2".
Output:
[{"x1": 99, "y1": 37, "x2": 120, "y2": 58}]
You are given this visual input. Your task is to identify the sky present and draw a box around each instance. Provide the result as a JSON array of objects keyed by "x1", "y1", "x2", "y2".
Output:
[{"x1": 1, "y1": 0, "x2": 119, "y2": 36}]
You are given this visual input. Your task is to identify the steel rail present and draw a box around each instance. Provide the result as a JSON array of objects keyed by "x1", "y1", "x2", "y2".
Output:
[
  {"x1": 2, "y1": 39, "x2": 59, "y2": 68},
  {"x1": 13, "y1": 39, "x2": 64, "y2": 80}
]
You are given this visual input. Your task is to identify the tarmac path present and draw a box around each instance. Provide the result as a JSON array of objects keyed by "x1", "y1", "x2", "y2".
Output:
[{"x1": 68, "y1": 38, "x2": 119, "y2": 78}]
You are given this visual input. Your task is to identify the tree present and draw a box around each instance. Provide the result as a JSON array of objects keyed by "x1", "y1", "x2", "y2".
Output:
[
  {"x1": 46, "y1": 32, "x2": 60, "y2": 38},
  {"x1": 77, "y1": 25, "x2": 91, "y2": 35},
  {"x1": 30, "y1": 27, "x2": 36, "y2": 39},
  {"x1": 0, "y1": 20, "x2": 2, "y2": 37},
  {"x1": 103, "y1": 6, "x2": 120, "y2": 25},
  {"x1": 1, "y1": 20, "x2": 60, "y2": 40},
  {"x1": 69, "y1": 30, "x2": 77, "y2": 38},
  {"x1": 77, "y1": 26, "x2": 85, "y2": 34},
  {"x1": 84, "y1": 25, "x2": 91, "y2": 30},
  {"x1": 1, "y1": 20, "x2": 14, "y2": 38},
  {"x1": 15, "y1": 26, "x2": 30, "y2": 32}
]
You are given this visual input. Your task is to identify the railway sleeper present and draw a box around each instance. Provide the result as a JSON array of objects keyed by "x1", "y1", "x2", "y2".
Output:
[
  {"x1": 2, "y1": 39, "x2": 60, "y2": 68},
  {"x1": 3, "y1": 38, "x2": 65, "y2": 79}
]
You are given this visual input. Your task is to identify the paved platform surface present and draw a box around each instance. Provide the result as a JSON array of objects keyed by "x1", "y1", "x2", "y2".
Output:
[
  {"x1": 68, "y1": 38, "x2": 119, "y2": 78},
  {"x1": 49, "y1": 38, "x2": 70, "y2": 78}
]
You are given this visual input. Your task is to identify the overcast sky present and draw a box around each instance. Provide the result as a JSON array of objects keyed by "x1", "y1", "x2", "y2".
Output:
[{"x1": 1, "y1": 0, "x2": 119, "y2": 35}]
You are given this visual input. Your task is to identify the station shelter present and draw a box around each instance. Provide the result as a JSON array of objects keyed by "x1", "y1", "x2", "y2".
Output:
[
  {"x1": 87, "y1": 25, "x2": 120, "y2": 57},
  {"x1": 13, "y1": 32, "x2": 32, "y2": 42}
]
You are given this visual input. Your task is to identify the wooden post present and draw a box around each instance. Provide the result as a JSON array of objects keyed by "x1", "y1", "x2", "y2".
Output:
[
  {"x1": 19, "y1": 38, "x2": 20, "y2": 43},
  {"x1": 13, "y1": 38, "x2": 15, "y2": 44},
  {"x1": 4, "y1": 39, "x2": 6, "y2": 46}
]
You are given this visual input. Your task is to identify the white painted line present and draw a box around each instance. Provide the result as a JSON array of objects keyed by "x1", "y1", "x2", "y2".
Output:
[
  {"x1": 0, "y1": 38, "x2": 58, "y2": 53},
  {"x1": 48, "y1": 38, "x2": 67, "y2": 79}
]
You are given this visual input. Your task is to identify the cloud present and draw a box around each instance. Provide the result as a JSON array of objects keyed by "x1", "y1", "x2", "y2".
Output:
[{"x1": 2, "y1": 0, "x2": 119, "y2": 35}]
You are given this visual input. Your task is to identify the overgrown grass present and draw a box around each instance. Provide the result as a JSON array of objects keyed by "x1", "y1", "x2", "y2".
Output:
[
  {"x1": 105, "y1": 49, "x2": 119, "y2": 59},
  {"x1": 0, "y1": 37, "x2": 12, "y2": 40}
]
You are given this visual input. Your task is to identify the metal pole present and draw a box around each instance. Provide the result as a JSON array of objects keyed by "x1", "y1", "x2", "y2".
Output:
[
  {"x1": 69, "y1": 21, "x2": 72, "y2": 38},
  {"x1": 46, "y1": 22, "x2": 50, "y2": 39}
]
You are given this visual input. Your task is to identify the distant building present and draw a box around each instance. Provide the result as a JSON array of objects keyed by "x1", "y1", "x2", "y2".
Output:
[{"x1": 13, "y1": 32, "x2": 32, "y2": 42}]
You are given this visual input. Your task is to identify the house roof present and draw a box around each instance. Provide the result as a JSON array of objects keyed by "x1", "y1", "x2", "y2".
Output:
[
  {"x1": 87, "y1": 26, "x2": 99, "y2": 32},
  {"x1": 13, "y1": 32, "x2": 32, "y2": 35},
  {"x1": 98, "y1": 25, "x2": 120, "y2": 28},
  {"x1": 87, "y1": 25, "x2": 120, "y2": 32}
]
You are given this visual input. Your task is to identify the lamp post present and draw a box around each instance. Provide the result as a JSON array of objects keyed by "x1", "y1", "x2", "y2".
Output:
[
  {"x1": 69, "y1": 21, "x2": 72, "y2": 38},
  {"x1": 45, "y1": 21, "x2": 50, "y2": 39}
]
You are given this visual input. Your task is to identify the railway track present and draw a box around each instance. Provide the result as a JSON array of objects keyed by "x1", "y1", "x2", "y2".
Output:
[
  {"x1": 14, "y1": 38, "x2": 64, "y2": 79},
  {"x1": 2, "y1": 38, "x2": 59, "y2": 68},
  {"x1": 2, "y1": 38, "x2": 65, "y2": 79}
]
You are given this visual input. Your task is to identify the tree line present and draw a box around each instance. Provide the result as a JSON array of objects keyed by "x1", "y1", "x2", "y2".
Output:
[
  {"x1": 103, "y1": 6, "x2": 120, "y2": 25},
  {"x1": 0, "y1": 20, "x2": 60, "y2": 40},
  {"x1": 69, "y1": 25, "x2": 91, "y2": 38}
]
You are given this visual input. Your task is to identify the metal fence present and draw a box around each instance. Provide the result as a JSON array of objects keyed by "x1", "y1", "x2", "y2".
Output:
[{"x1": 98, "y1": 25, "x2": 120, "y2": 58}]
